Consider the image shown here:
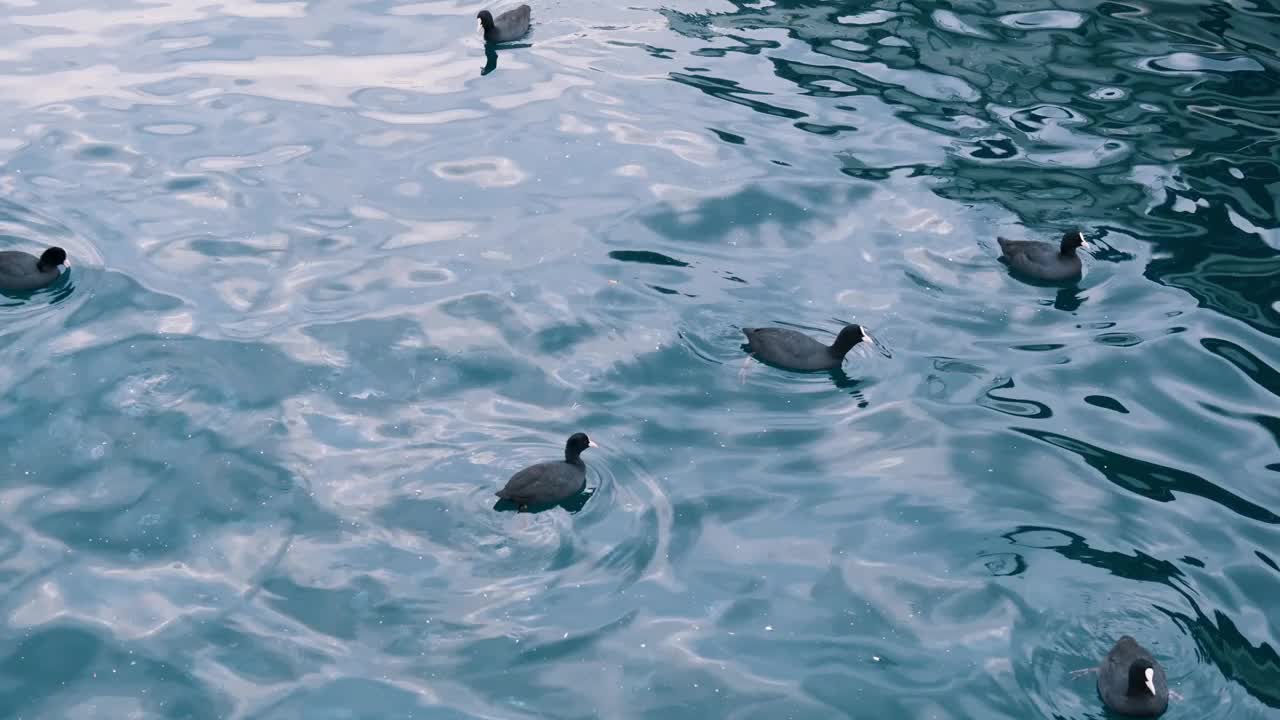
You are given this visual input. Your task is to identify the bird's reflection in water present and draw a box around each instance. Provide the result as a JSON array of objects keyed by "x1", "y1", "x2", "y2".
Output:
[
  {"x1": 828, "y1": 368, "x2": 871, "y2": 407},
  {"x1": 479, "y1": 42, "x2": 532, "y2": 76},
  {"x1": 1053, "y1": 286, "x2": 1084, "y2": 312},
  {"x1": 493, "y1": 488, "x2": 594, "y2": 514},
  {"x1": 1012, "y1": 278, "x2": 1084, "y2": 311}
]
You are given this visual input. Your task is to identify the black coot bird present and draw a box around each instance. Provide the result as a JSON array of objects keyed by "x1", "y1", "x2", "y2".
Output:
[
  {"x1": 997, "y1": 229, "x2": 1088, "y2": 283},
  {"x1": 1097, "y1": 636, "x2": 1169, "y2": 717},
  {"x1": 495, "y1": 432, "x2": 596, "y2": 511},
  {"x1": 742, "y1": 323, "x2": 871, "y2": 372},
  {"x1": 0, "y1": 247, "x2": 68, "y2": 292},
  {"x1": 477, "y1": 5, "x2": 531, "y2": 44}
]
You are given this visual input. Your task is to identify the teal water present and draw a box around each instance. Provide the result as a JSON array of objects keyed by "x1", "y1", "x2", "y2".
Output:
[{"x1": 1, "y1": 0, "x2": 1278, "y2": 717}]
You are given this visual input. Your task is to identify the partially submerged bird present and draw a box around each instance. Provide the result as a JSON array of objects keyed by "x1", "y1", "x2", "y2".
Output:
[
  {"x1": 0, "y1": 246, "x2": 69, "y2": 292},
  {"x1": 1097, "y1": 636, "x2": 1169, "y2": 717},
  {"x1": 477, "y1": 5, "x2": 531, "y2": 44},
  {"x1": 997, "y1": 229, "x2": 1088, "y2": 283},
  {"x1": 742, "y1": 323, "x2": 871, "y2": 372},
  {"x1": 495, "y1": 432, "x2": 596, "y2": 510}
]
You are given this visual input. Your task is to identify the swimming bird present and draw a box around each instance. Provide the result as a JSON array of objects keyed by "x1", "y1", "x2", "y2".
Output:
[
  {"x1": 0, "y1": 246, "x2": 68, "y2": 292},
  {"x1": 997, "y1": 229, "x2": 1088, "y2": 283},
  {"x1": 495, "y1": 432, "x2": 596, "y2": 510},
  {"x1": 1097, "y1": 636, "x2": 1168, "y2": 717},
  {"x1": 742, "y1": 324, "x2": 871, "y2": 372},
  {"x1": 477, "y1": 5, "x2": 531, "y2": 44}
]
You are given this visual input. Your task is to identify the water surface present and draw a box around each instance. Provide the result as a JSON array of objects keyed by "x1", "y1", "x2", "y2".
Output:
[{"x1": 1, "y1": 0, "x2": 1278, "y2": 718}]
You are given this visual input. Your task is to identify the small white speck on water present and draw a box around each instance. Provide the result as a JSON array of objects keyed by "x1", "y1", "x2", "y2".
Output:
[
  {"x1": 765, "y1": 625, "x2": 773, "y2": 631},
  {"x1": 873, "y1": 656, "x2": 881, "y2": 662}
]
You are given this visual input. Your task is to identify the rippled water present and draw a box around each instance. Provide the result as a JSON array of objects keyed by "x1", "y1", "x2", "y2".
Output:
[{"x1": 1, "y1": 0, "x2": 1278, "y2": 717}]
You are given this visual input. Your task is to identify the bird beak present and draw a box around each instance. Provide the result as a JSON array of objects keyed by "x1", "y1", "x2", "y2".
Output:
[
  {"x1": 1081, "y1": 240, "x2": 1091, "y2": 249},
  {"x1": 1144, "y1": 668, "x2": 1155, "y2": 695},
  {"x1": 588, "y1": 440, "x2": 599, "y2": 448},
  {"x1": 863, "y1": 329, "x2": 892, "y2": 358},
  {"x1": 1145, "y1": 678, "x2": 1155, "y2": 695}
]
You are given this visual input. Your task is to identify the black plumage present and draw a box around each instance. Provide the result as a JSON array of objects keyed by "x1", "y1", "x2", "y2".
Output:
[
  {"x1": 742, "y1": 324, "x2": 870, "y2": 372},
  {"x1": 0, "y1": 247, "x2": 67, "y2": 292},
  {"x1": 1098, "y1": 636, "x2": 1169, "y2": 717},
  {"x1": 477, "y1": 5, "x2": 531, "y2": 44},
  {"x1": 495, "y1": 433, "x2": 596, "y2": 510},
  {"x1": 997, "y1": 230, "x2": 1088, "y2": 283}
]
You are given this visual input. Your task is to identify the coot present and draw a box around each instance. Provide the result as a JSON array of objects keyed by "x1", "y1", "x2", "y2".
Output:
[
  {"x1": 742, "y1": 324, "x2": 870, "y2": 372},
  {"x1": 997, "y1": 230, "x2": 1088, "y2": 283},
  {"x1": 495, "y1": 432, "x2": 596, "y2": 510},
  {"x1": 478, "y1": 5, "x2": 531, "y2": 44},
  {"x1": 0, "y1": 247, "x2": 68, "y2": 292},
  {"x1": 1098, "y1": 636, "x2": 1168, "y2": 717}
]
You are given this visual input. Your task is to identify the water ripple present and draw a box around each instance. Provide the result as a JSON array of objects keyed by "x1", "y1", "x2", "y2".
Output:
[{"x1": 0, "y1": 0, "x2": 1278, "y2": 717}]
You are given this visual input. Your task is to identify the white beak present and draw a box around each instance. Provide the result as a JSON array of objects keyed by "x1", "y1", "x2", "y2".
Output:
[
  {"x1": 1144, "y1": 668, "x2": 1155, "y2": 695},
  {"x1": 588, "y1": 440, "x2": 599, "y2": 448}
]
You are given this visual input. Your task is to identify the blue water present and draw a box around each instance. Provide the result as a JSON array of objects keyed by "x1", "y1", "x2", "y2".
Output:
[{"x1": 1, "y1": 0, "x2": 1278, "y2": 717}]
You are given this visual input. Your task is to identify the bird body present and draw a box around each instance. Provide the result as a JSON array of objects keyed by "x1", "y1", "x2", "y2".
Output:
[
  {"x1": 0, "y1": 247, "x2": 68, "y2": 292},
  {"x1": 742, "y1": 324, "x2": 869, "y2": 372},
  {"x1": 478, "y1": 4, "x2": 531, "y2": 44},
  {"x1": 1098, "y1": 636, "x2": 1169, "y2": 717},
  {"x1": 495, "y1": 433, "x2": 596, "y2": 509},
  {"x1": 997, "y1": 230, "x2": 1087, "y2": 283}
]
